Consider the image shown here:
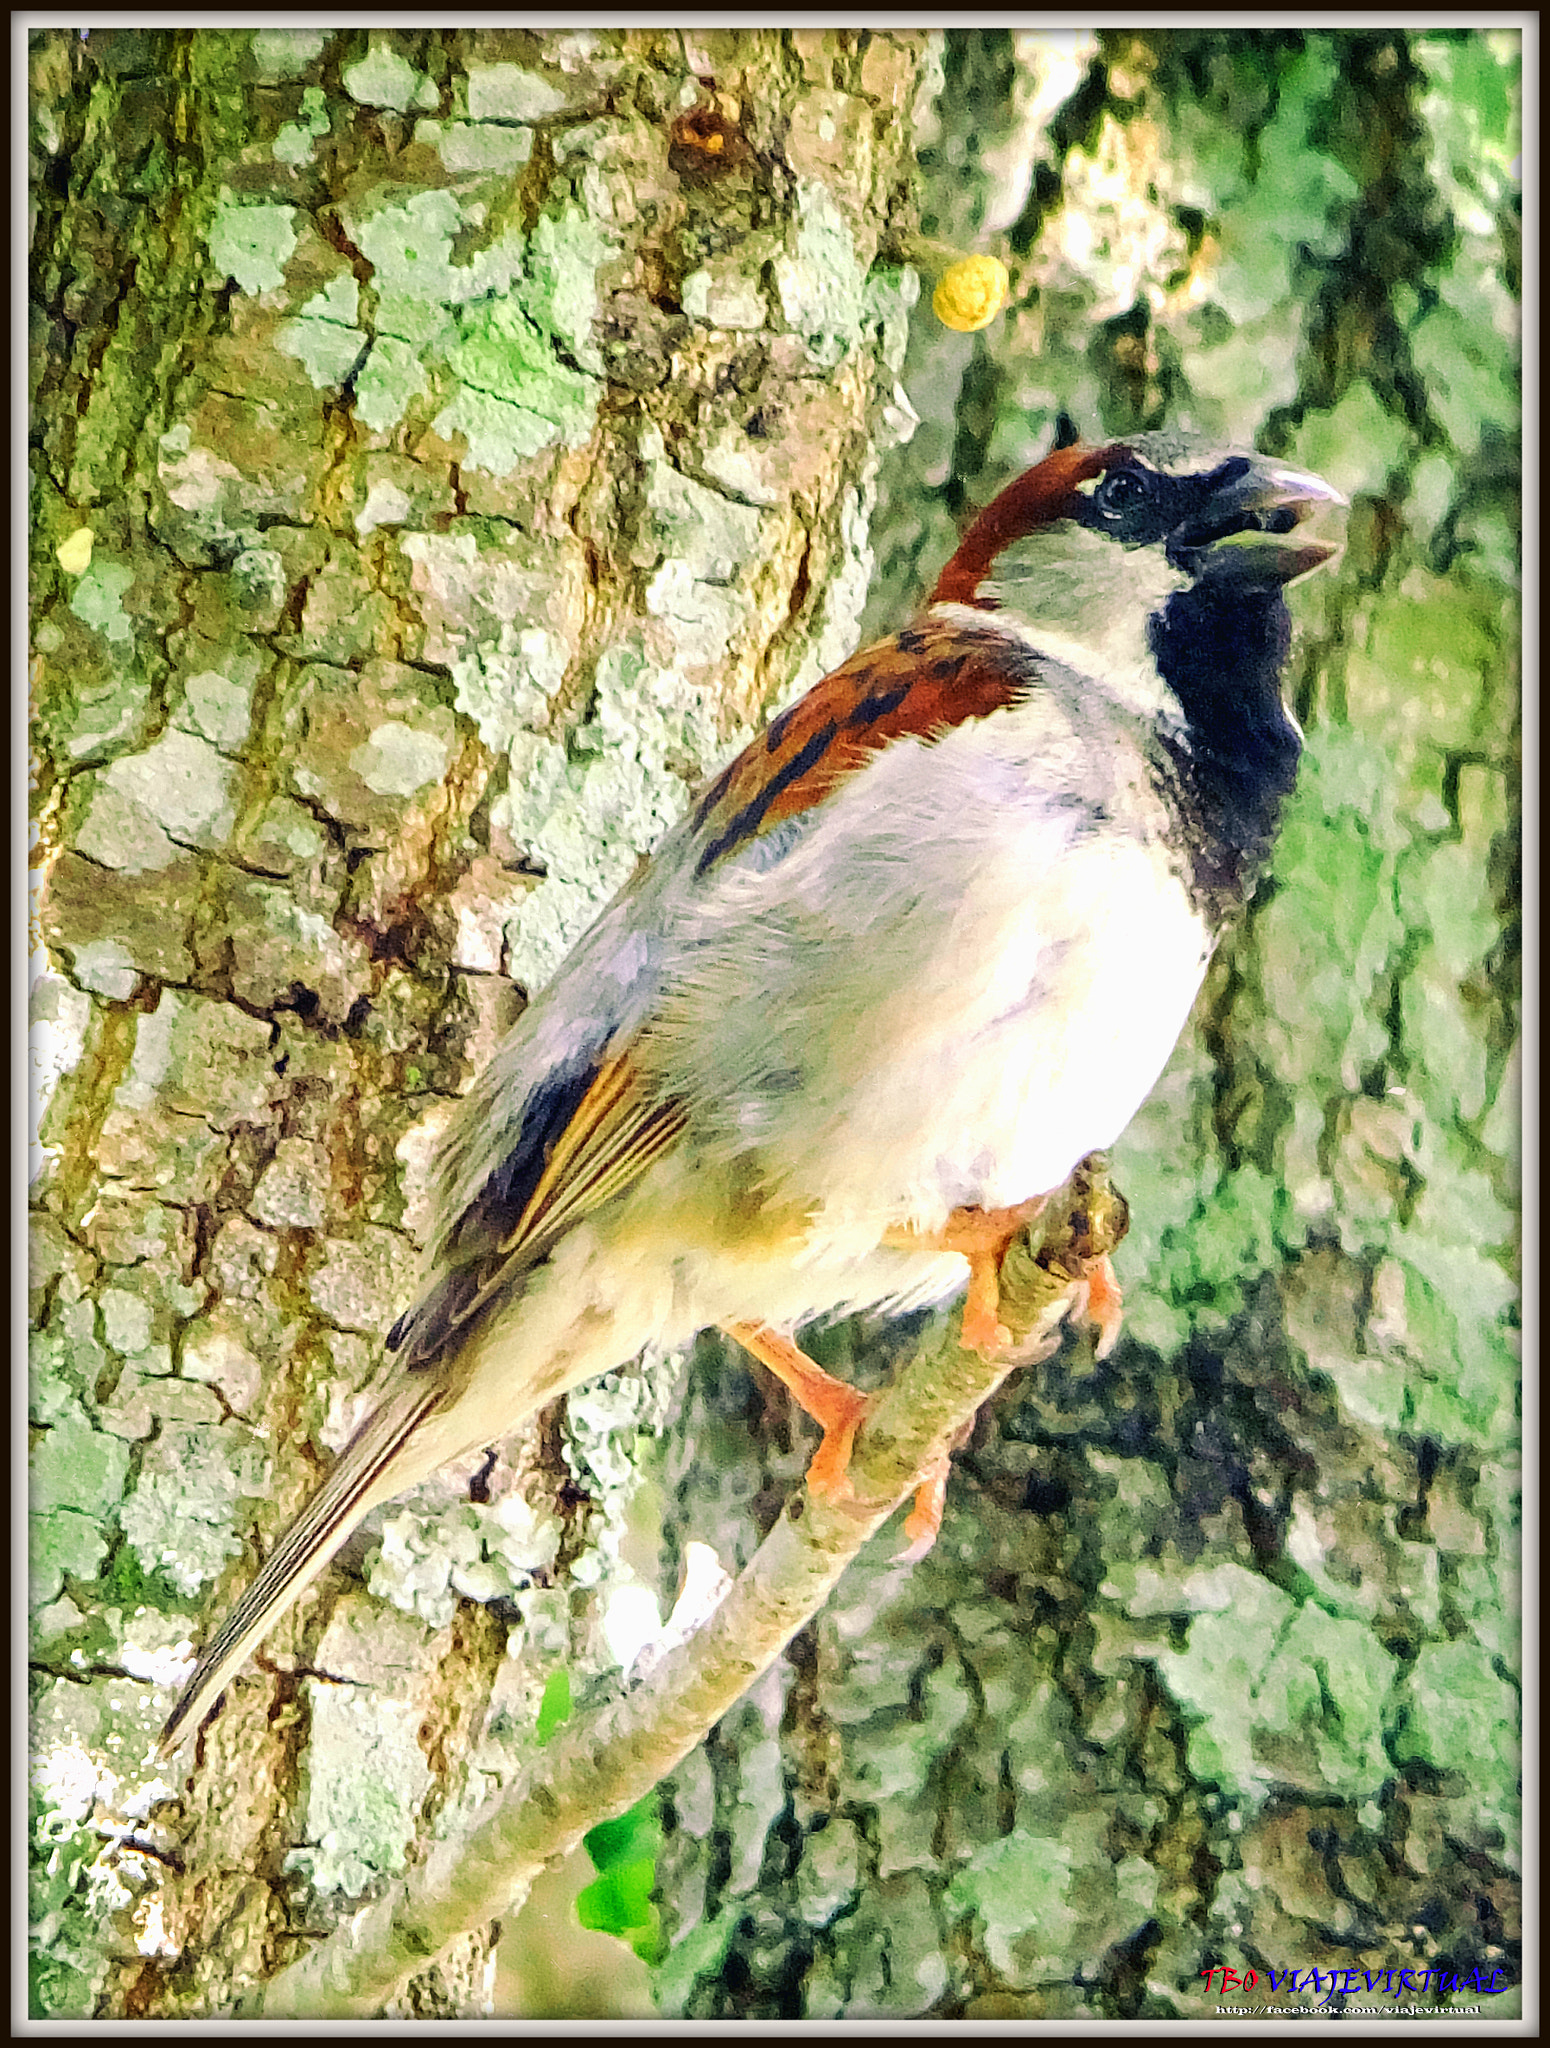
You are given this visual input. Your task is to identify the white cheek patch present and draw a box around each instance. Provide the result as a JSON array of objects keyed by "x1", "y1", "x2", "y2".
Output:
[{"x1": 936, "y1": 559, "x2": 1183, "y2": 727}]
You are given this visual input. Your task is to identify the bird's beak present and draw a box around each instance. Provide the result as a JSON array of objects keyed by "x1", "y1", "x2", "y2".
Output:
[{"x1": 1169, "y1": 457, "x2": 1347, "y2": 587}]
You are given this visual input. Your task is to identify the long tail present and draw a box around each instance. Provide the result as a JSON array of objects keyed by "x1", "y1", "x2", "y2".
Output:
[{"x1": 157, "y1": 1374, "x2": 447, "y2": 1759}]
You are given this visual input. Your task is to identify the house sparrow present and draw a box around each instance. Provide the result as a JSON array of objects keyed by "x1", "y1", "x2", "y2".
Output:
[{"x1": 159, "y1": 431, "x2": 1344, "y2": 1757}]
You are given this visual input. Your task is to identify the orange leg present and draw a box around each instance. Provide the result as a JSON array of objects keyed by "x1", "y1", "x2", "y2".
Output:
[
  {"x1": 899, "y1": 1447, "x2": 951, "y2": 1561},
  {"x1": 883, "y1": 1196, "x2": 1049, "y2": 1355},
  {"x1": 723, "y1": 1321, "x2": 868, "y2": 1505},
  {"x1": 1077, "y1": 1251, "x2": 1125, "y2": 1359},
  {"x1": 723, "y1": 1321, "x2": 950, "y2": 1554}
]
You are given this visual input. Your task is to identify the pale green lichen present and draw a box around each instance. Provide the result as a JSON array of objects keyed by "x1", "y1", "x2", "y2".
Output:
[
  {"x1": 1154, "y1": 1564, "x2": 1398, "y2": 1802},
  {"x1": 451, "y1": 636, "x2": 564, "y2": 755},
  {"x1": 70, "y1": 788, "x2": 175, "y2": 876},
  {"x1": 353, "y1": 187, "x2": 521, "y2": 306},
  {"x1": 640, "y1": 459, "x2": 765, "y2": 667},
  {"x1": 453, "y1": 437, "x2": 770, "y2": 991},
  {"x1": 347, "y1": 191, "x2": 494, "y2": 429},
  {"x1": 251, "y1": 27, "x2": 326, "y2": 80},
  {"x1": 400, "y1": 525, "x2": 581, "y2": 657},
  {"x1": 306, "y1": 1227, "x2": 409, "y2": 1334},
  {"x1": 206, "y1": 193, "x2": 298, "y2": 296},
  {"x1": 29, "y1": 1408, "x2": 132, "y2": 1521},
  {"x1": 156, "y1": 422, "x2": 236, "y2": 515},
  {"x1": 947, "y1": 1832, "x2": 1080, "y2": 1978},
  {"x1": 354, "y1": 477, "x2": 414, "y2": 536},
  {"x1": 176, "y1": 662, "x2": 256, "y2": 755},
  {"x1": 226, "y1": 881, "x2": 370, "y2": 1024},
  {"x1": 181, "y1": 1311, "x2": 267, "y2": 1411},
  {"x1": 74, "y1": 729, "x2": 238, "y2": 872},
  {"x1": 343, "y1": 190, "x2": 609, "y2": 464},
  {"x1": 432, "y1": 379, "x2": 592, "y2": 474},
  {"x1": 289, "y1": 1689, "x2": 434, "y2": 1896},
  {"x1": 682, "y1": 263, "x2": 768, "y2": 333},
  {"x1": 232, "y1": 544, "x2": 286, "y2": 619},
  {"x1": 285, "y1": 1585, "x2": 601, "y2": 1895},
  {"x1": 29, "y1": 972, "x2": 92, "y2": 1180},
  {"x1": 466, "y1": 62, "x2": 570, "y2": 122},
  {"x1": 67, "y1": 561, "x2": 135, "y2": 645},
  {"x1": 112, "y1": 989, "x2": 276, "y2": 1130},
  {"x1": 30, "y1": 1511, "x2": 110, "y2": 1608},
  {"x1": 57, "y1": 941, "x2": 137, "y2": 1002},
  {"x1": 118, "y1": 1420, "x2": 269, "y2": 1597},
  {"x1": 98, "y1": 1287, "x2": 153, "y2": 1356},
  {"x1": 365, "y1": 1488, "x2": 563, "y2": 1627},
  {"x1": 272, "y1": 83, "x2": 331, "y2": 165},
  {"x1": 154, "y1": 419, "x2": 317, "y2": 554},
  {"x1": 434, "y1": 286, "x2": 599, "y2": 469},
  {"x1": 353, "y1": 336, "x2": 430, "y2": 434},
  {"x1": 342, "y1": 42, "x2": 436, "y2": 114},
  {"x1": 496, "y1": 644, "x2": 726, "y2": 990},
  {"x1": 276, "y1": 275, "x2": 368, "y2": 390},
  {"x1": 866, "y1": 263, "x2": 919, "y2": 378},
  {"x1": 348, "y1": 718, "x2": 451, "y2": 797},
  {"x1": 645, "y1": 458, "x2": 765, "y2": 580},
  {"x1": 414, "y1": 117, "x2": 534, "y2": 174},
  {"x1": 521, "y1": 211, "x2": 612, "y2": 373},
  {"x1": 366, "y1": 1504, "x2": 477, "y2": 1628},
  {"x1": 773, "y1": 179, "x2": 870, "y2": 366},
  {"x1": 1391, "y1": 1640, "x2": 1520, "y2": 1865},
  {"x1": 795, "y1": 1815, "x2": 862, "y2": 1928},
  {"x1": 249, "y1": 1138, "x2": 329, "y2": 1229}
]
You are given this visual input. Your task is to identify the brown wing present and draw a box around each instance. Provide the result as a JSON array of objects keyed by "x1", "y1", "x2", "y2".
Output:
[
  {"x1": 388, "y1": 1053, "x2": 686, "y2": 1372},
  {"x1": 685, "y1": 617, "x2": 1038, "y2": 877}
]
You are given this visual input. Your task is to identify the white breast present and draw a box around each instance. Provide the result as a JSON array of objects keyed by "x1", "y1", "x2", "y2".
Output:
[{"x1": 644, "y1": 699, "x2": 1212, "y2": 1275}]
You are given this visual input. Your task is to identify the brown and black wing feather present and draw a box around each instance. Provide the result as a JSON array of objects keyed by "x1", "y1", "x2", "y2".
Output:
[
  {"x1": 157, "y1": 1374, "x2": 447, "y2": 1757},
  {"x1": 385, "y1": 1052, "x2": 688, "y2": 1373},
  {"x1": 685, "y1": 619, "x2": 1037, "y2": 878}
]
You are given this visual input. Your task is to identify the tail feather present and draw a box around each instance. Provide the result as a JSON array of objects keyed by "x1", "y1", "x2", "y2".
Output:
[{"x1": 157, "y1": 1376, "x2": 447, "y2": 1760}]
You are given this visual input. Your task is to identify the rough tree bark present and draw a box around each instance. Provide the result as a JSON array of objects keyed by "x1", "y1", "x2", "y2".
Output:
[
  {"x1": 28, "y1": 24, "x2": 1520, "y2": 2026},
  {"x1": 28, "y1": 25, "x2": 932, "y2": 2020}
]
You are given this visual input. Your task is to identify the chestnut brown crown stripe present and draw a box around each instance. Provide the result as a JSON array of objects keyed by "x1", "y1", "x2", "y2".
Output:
[{"x1": 930, "y1": 440, "x2": 1117, "y2": 606}]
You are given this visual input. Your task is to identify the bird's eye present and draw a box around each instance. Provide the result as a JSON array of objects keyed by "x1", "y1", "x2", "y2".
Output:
[{"x1": 1095, "y1": 467, "x2": 1152, "y2": 517}]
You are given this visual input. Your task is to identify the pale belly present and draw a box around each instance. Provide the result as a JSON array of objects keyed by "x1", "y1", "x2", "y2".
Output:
[
  {"x1": 782, "y1": 837, "x2": 1210, "y2": 1240},
  {"x1": 616, "y1": 838, "x2": 1211, "y2": 1334},
  {"x1": 894, "y1": 876, "x2": 1209, "y2": 1215}
]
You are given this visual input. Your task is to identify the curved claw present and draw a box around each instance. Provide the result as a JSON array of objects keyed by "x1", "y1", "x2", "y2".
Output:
[
  {"x1": 885, "y1": 1197, "x2": 1048, "y2": 1359},
  {"x1": 895, "y1": 1449, "x2": 951, "y2": 1562}
]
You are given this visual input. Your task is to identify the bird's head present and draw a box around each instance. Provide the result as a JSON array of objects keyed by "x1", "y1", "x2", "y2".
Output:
[{"x1": 930, "y1": 431, "x2": 1347, "y2": 733}]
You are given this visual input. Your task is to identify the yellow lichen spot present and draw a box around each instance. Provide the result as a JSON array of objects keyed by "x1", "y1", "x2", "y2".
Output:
[
  {"x1": 931, "y1": 254, "x2": 1010, "y2": 333},
  {"x1": 56, "y1": 528, "x2": 94, "y2": 576}
]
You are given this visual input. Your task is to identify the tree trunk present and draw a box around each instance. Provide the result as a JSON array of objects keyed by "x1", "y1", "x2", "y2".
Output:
[
  {"x1": 655, "y1": 28, "x2": 1522, "y2": 2021},
  {"x1": 29, "y1": 24, "x2": 1519, "y2": 2026},
  {"x1": 28, "y1": 25, "x2": 930, "y2": 2019}
]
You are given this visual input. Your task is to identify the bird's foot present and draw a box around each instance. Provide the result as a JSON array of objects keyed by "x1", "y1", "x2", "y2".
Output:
[
  {"x1": 723, "y1": 1320, "x2": 866, "y2": 1506},
  {"x1": 884, "y1": 1195, "x2": 1049, "y2": 1357},
  {"x1": 896, "y1": 1448, "x2": 951, "y2": 1561},
  {"x1": 722, "y1": 1320, "x2": 957, "y2": 1558}
]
